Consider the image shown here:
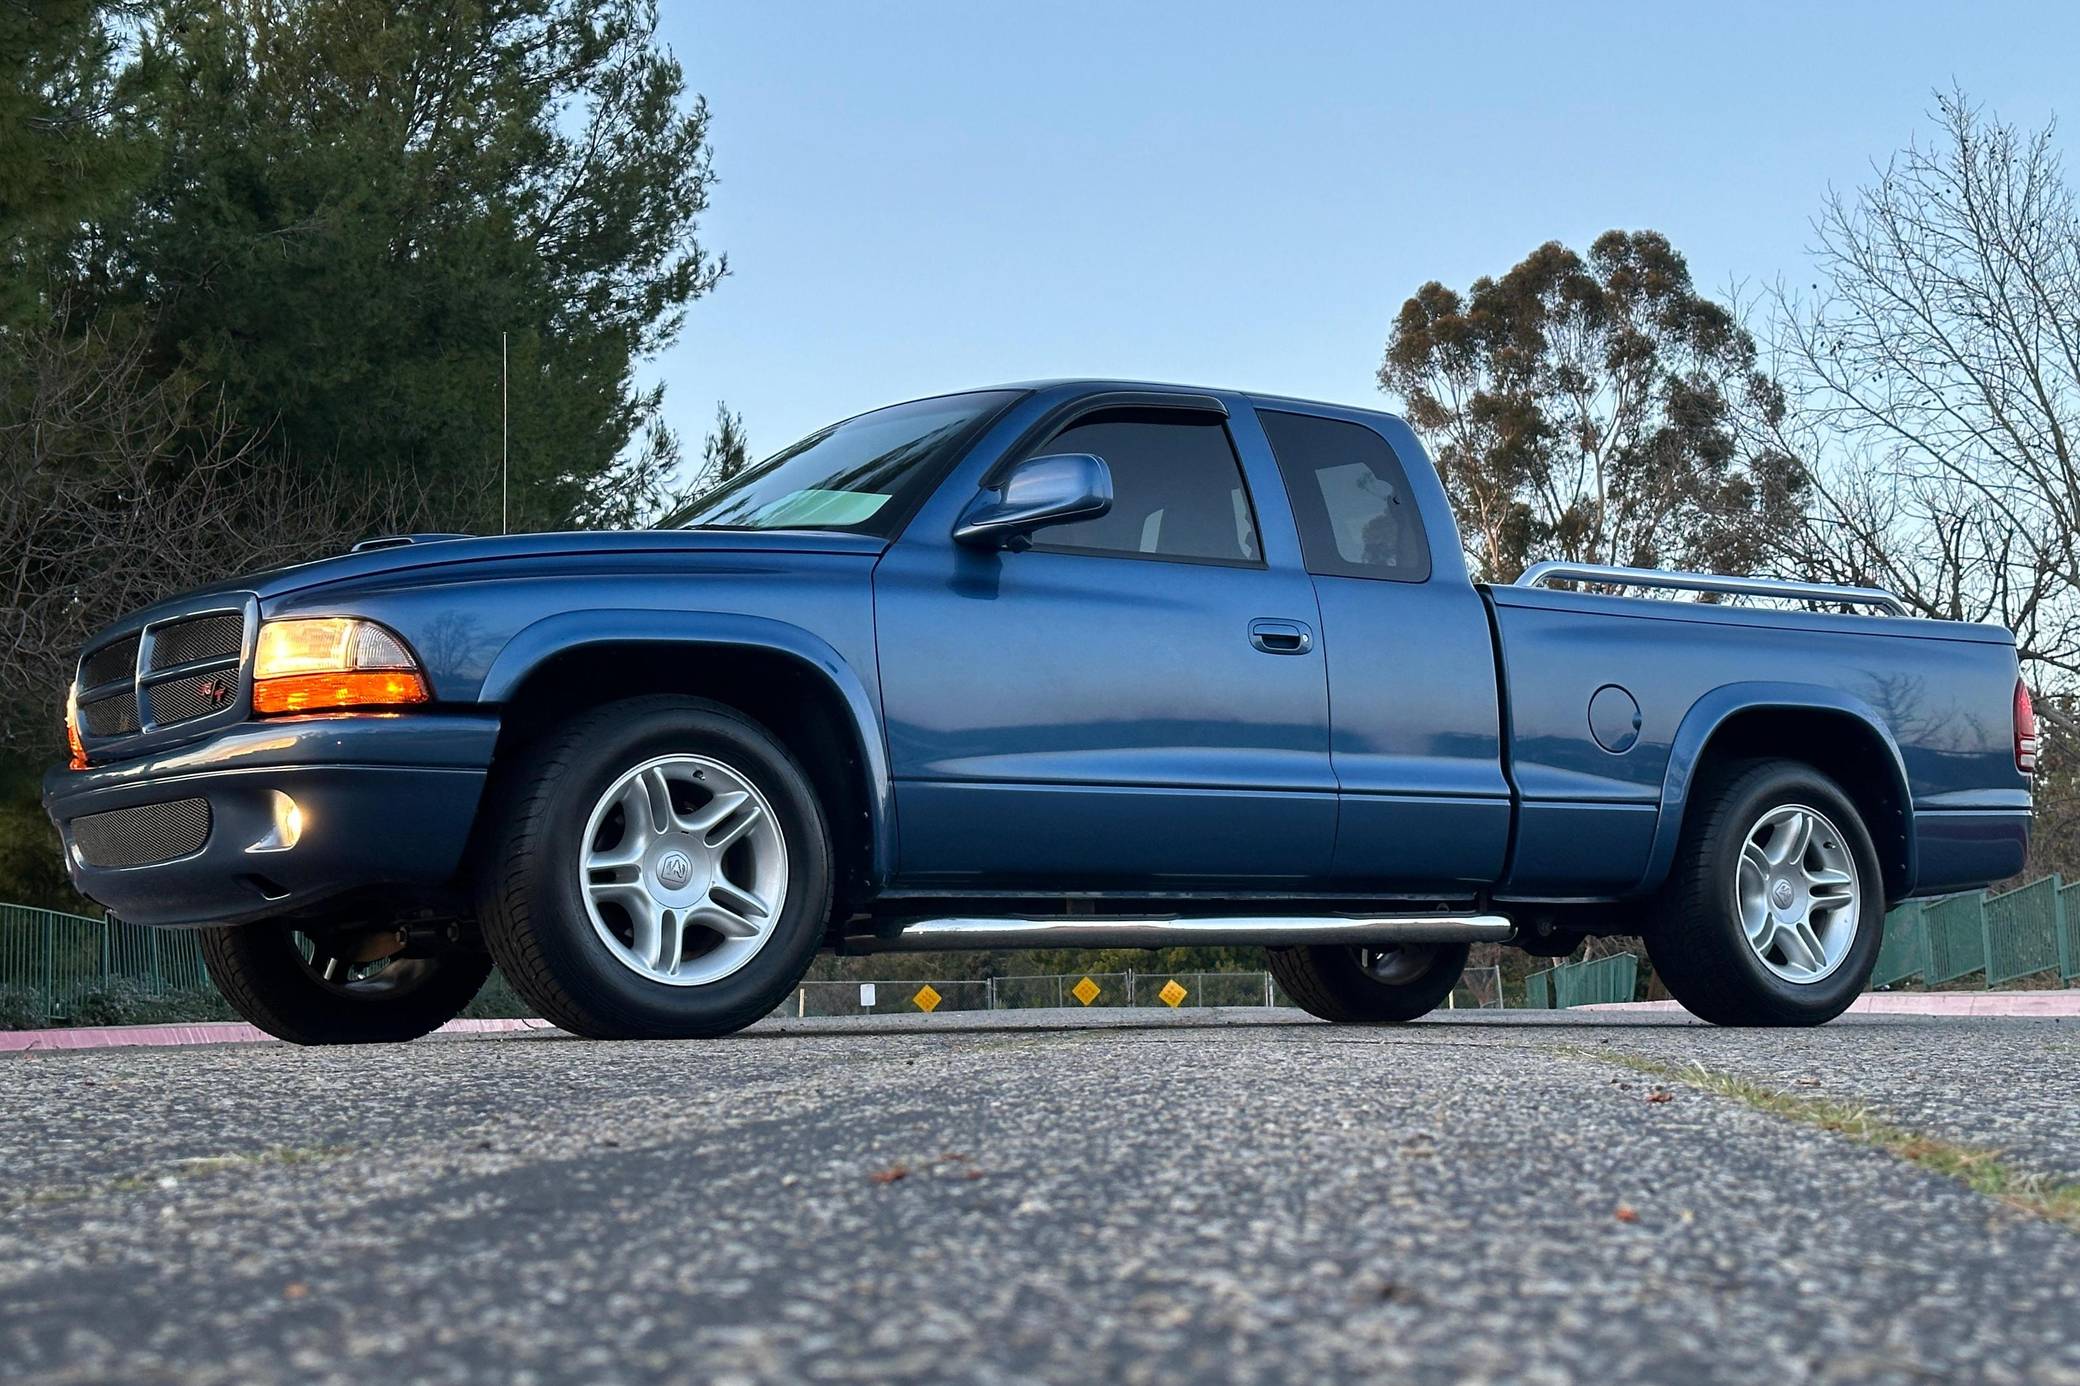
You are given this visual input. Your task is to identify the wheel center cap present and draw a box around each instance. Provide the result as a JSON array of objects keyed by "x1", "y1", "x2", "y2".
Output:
[
  {"x1": 1771, "y1": 878, "x2": 1796, "y2": 910},
  {"x1": 645, "y1": 837, "x2": 711, "y2": 906}
]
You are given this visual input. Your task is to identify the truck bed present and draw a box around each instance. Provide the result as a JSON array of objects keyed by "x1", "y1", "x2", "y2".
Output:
[{"x1": 1483, "y1": 583, "x2": 2029, "y2": 903}]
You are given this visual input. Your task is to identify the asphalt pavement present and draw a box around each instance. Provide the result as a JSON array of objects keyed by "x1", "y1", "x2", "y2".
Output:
[{"x1": 2, "y1": 1009, "x2": 2077, "y2": 1385}]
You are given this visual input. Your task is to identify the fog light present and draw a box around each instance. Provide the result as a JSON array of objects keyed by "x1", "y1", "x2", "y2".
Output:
[{"x1": 248, "y1": 791, "x2": 304, "y2": 853}]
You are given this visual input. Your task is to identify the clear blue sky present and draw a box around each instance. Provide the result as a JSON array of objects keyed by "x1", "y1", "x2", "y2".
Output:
[{"x1": 652, "y1": 0, "x2": 2075, "y2": 466}]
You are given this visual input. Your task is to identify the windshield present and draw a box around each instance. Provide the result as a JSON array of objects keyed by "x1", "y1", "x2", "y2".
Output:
[{"x1": 666, "y1": 390, "x2": 1021, "y2": 535}]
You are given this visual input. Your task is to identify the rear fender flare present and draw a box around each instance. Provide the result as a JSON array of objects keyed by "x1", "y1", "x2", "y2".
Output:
[{"x1": 1636, "y1": 681, "x2": 1915, "y2": 898}]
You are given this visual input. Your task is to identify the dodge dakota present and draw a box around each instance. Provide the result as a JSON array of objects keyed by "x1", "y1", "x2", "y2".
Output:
[{"x1": 44, "y1": 380, "x2": 2033, "y2": 1042}]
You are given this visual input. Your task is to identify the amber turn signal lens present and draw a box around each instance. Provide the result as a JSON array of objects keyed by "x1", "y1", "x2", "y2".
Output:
[
  {"x1": 251, "y1": 670, "x2": 431, "y2": 715},
  {"x1": 65, "y1": 689, "x2": 87, "y2": 769}
]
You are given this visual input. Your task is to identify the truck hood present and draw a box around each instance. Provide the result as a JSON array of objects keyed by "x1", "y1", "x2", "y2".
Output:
[{"x1": 119, "y1": 528, "x2": 889, "y2": 622}]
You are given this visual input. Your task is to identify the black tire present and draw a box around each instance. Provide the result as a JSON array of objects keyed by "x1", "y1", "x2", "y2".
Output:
[
  {"x1": 199, "y1": 924, "x2": 492, "y2": 1046},
  {"x1": 1267, "y1": 941, "x2": 1470, "y2": 1023},
  {"x1": 475, "y1": 695, "x2": 832, "y2": 1040},
  {"x1": 1644, "y1": 759, "x2": 1884, "y2": 1026}
]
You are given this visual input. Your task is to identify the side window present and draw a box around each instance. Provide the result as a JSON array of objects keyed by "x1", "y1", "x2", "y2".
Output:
[
  {"x1": 1259, "y1": 410, "x2": 1431, "y2": 582},
  {"x1": 1025, "y1": 412, "x2": 1261, "y2": 564}
]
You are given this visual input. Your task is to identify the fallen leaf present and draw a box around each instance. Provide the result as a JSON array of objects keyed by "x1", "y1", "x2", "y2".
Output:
[
  {"x1": 1615, "y1": 1205, "x2": 1640, "y2": 1224},
  {"x1": 869, "y1": 1164, "x2": 909, "y2": 1185}
]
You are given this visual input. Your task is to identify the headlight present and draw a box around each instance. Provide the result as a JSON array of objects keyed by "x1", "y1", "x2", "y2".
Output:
[{"x1": 251, "y1": 618, "x2": 430, "y2": 715}]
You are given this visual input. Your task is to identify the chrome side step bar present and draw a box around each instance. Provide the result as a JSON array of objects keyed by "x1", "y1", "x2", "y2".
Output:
[{"x1": 860, "y1": 913, "x2": 1514, "y2": 952}]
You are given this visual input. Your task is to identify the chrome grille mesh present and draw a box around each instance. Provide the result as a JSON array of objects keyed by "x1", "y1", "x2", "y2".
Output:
[
  {"x1": 147, "y1": 672, "x2": 236, "y2": 724},
  {"x1": 77, "y1": 694, "x2": 141, "y2": 737},
  {"x1": 148, "y1": 614, "x2": 243, "y2": 670},
  {"x1": 68, "y1": 798, "x2": 212, "y2": 868},
  {"x1": 79, "y1": 635, "x2": 140, "y2": 689}
]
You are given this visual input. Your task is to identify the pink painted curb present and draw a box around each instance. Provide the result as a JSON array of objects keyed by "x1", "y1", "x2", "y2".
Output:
[
  {"x1": 1579, "y1": 992, "x2": 2080, "y2": 1017},
  {"x1": 0, "y1": 1016, "x2": 560, "y2": 1052}
]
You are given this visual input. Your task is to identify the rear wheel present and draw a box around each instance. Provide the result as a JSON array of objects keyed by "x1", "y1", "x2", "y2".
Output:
[
  {"x1": 199, "y1": 923, "x2": 492, "y2": 1046},
  {"x1": 1644, "y1": 759, "x2": 1883, "y2": 1026},
  {"x1": 476, "y1": 696, "x2": 832, "y2": 1039},
  {"x1": 1268, "y1": 941, "x2": 1470, "y2": 1023}
]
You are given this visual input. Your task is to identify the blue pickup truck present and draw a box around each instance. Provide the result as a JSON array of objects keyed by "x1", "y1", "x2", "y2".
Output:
[{"x1": 44, "y1": 380, "x2": 2033, "y2": 1042}]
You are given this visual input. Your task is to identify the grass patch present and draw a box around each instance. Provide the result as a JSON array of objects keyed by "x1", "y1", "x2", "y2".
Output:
[
  {"x1": 1590, "y1": 1048, "x2": 2080, "y2": 1232},
  {"x1": 8, "y1": 1143, "x2": 351, "y2": 1210}
]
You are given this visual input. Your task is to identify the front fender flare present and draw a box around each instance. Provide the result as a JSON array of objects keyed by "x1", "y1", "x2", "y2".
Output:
[
  {"x1": 478, "y1": 609, "x2": 894, "y2": 886},
  {"x1": 1634, "y1": 681, "x2": 1915, "y2": 899}
]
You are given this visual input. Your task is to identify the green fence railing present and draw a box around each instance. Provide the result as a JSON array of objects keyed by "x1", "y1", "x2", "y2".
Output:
[
  {"x1": 5, "y1": 873, "x2": 2078, "y2": 1026},
  {"x1": 1871, "y1": 899, "x2": 1929, "y2": 989},
  {"x1": 1524, "y1": 953, "x2": 1639, "y2": 1009},
  {"x1": 1873, "y1": 875, "x2": 2080, "y2": 990},
  {"x1": 0, "y1": 902, "x2": 211, "y2": 1020}
]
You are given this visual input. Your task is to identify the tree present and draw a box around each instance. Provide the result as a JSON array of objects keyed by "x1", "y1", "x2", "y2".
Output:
[
  {"x1": 1380, "y1": 231, "x2": 1803, "y2": 583},
  {"x1": 1768, "y1": 91, "x2": 2080, "y2": 713},
  {"x1": 96, "y1": 0, "x2": 725, "y2": 532},
  {"x1": 692, "y1": 401, "x2": 749, "y2": 496},
  {"x1": 0, "y1": 0, "x2": 163, "y2": 328}
]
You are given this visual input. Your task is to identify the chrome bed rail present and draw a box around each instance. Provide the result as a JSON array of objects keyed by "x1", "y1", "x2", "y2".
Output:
[{"x1": 1514, "y1": 561, "x2": 1908, "y2": 617}]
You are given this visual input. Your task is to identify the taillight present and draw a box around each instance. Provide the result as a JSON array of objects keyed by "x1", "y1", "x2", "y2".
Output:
[{"x1": 2014, "y1": 679, "x2": 2038, "y2": 775}]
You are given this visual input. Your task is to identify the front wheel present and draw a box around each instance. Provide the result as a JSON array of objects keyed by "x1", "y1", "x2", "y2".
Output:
[
  {"x1": 1644, "y1": 759, "x2": 1884, "y2": 1026},
  {"x1": 199, "y1": 924, "x2": 492, "y2": 1046},
  {"x1": 1268, "y1": 941, "x2": 1470, "y2": 1023},
  {"x1": 476, "y1": 696, "x2": 832, "y2": 1040}
]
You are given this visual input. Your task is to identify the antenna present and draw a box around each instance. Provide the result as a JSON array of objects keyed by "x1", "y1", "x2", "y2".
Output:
[{"x1": 500, "y1": 331, "x2": 509, "y2": 535}]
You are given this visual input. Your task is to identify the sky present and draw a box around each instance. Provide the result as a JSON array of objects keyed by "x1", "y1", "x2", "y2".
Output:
[{"x1": 651, "y1": 0, "x2": 2078, "y2": 467}]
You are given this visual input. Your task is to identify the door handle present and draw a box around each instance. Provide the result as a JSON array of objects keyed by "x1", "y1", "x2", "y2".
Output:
[{"x1": 1248, "y1": 618, "x2": 1314, "y2": 655}]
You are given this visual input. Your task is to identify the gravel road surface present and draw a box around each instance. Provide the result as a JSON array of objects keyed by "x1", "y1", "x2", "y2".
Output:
[{"x1": 2, "y1": 1009, "x2": 2076, "y2": 1385}]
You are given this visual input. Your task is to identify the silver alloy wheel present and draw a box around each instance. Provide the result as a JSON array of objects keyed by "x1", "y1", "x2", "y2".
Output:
[
  {"x1": 578, "y1": 753, "x2": 789, "y2": 986},
  {"x1": 1356, "y1": 942, "x2": 1437, "y2": 985},
  {"x1": 1734, "y1": 803, "x2": 1860, "y2": 984}
]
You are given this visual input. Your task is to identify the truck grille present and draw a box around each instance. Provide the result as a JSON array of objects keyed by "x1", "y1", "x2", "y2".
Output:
[
  {"x1": 73, "y1": 604, "x2": 252, "y2": 755},
  {"x1": 147, "y1": 671, "x2": 238, "y2": 724},
  {"x1": 80, "y1": 634, "x2": 141, "y2": 688},
  {"x1": 147, "y1": 614, "x2": 243, "y2": 670},
  {"x1": 77, "y1": 695, "x2": 141, "y2": 737},
  {"x1": 68, "y1": 798, "x2": 213, "y2": 868}
]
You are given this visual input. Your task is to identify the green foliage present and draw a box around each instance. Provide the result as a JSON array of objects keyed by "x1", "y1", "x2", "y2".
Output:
[
  {"x1": 94, "y1": 0, "x2": 725, "y2": 533},
  {"x1": 460, "y1": 968, "x2": 533, "y2": 1019},
  {"x1": 0, "y1": 764, "x2": 83, "y2": 910},
  {"x1": 63, "y1": 978, "x2": 233, "y2": 1025},
  {"x1": 0, "y1": 984, "x2": 50, "y2": 1029},
  {"x1": 0, "y1": 0, "x2": 165, "y2": 327},
  {"x1": 1381, "y1": 230, "x2": 1803, "y2": 583},
  {"x1": 691, "y1": 401, "x2": 751, "y2": 497}
]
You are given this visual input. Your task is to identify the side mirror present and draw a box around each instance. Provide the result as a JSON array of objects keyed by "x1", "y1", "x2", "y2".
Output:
[{"x1": 953, "y1": 453, "x2": 1112, "y2": 549}]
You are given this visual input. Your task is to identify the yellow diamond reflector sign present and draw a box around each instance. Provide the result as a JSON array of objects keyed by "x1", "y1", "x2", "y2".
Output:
[
  {"x1": 1071, "y1": 976, "x2": 1101, "y2": 1006},
  {"x1": 912, "y1": 984, "x2": 942, "y2": 1013},
  {"x1": 1158, "y1": 979, "x2": 1188, "y2": 1008}
]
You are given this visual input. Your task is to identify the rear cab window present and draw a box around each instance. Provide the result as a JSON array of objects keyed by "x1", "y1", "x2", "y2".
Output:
[{"x1": 1258, "y1": 409, "x2": 1431, "y2": 583}]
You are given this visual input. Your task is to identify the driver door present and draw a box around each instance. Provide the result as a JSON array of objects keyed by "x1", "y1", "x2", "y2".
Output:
[{"x1": 874, "y1": 402, "x2": 1335, "y2": 886}]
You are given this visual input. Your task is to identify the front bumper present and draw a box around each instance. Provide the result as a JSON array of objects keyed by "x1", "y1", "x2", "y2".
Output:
[{"x1": 43, "y1": 712, "x2": 499, "y2": 928}]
